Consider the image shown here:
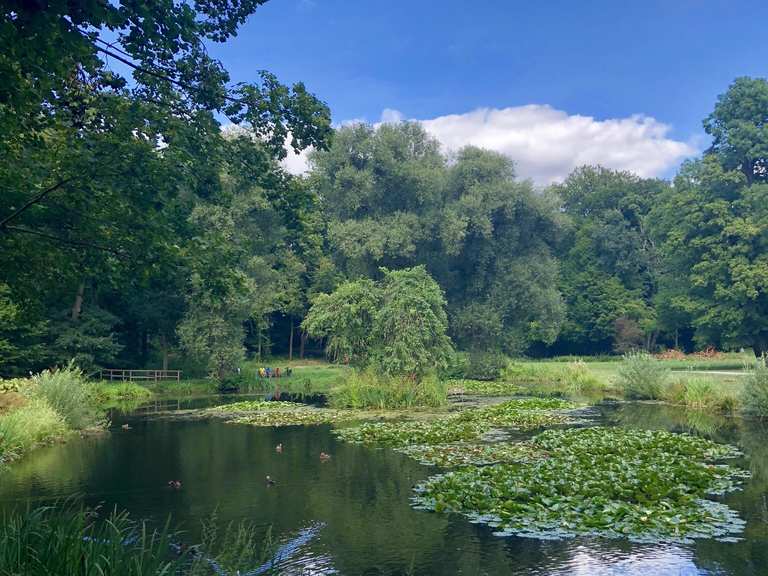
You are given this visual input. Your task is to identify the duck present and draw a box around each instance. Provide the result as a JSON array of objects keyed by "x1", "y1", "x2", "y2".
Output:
[
  {"x1": 121, "y1": 423, "x2": 131, "y2": 430},
  {"x1": 265, "y1": 475, "x2": 276, "y2": 486},
  {"x1": 275, "y1": 443, "x2": 283, "y2": 453},
  {"x1": 319, "y1": 452, "x2": 332, "y2": 461},
  {"x1": 167, "y1": 480, "x2": 182, "y2": 489}
]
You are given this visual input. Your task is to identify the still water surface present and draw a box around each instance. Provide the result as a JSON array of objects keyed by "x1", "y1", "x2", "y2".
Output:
[{"x1": 1, "y1": 400, "x2": 766, "y2": 575}]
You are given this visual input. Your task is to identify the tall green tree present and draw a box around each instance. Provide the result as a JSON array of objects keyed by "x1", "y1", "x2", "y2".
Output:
[{"x1": 551, "y1": 166, "x2": 667, "y2": 354}]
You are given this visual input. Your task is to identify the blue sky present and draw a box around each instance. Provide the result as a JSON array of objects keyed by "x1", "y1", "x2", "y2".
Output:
[{"x1": 208, "y1": 0, "x2": 768, "y2": 183}]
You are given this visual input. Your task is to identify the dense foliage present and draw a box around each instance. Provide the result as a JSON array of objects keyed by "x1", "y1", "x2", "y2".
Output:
[{"x1": 2, "y1": 0, "x2": 768, "y2": 380}]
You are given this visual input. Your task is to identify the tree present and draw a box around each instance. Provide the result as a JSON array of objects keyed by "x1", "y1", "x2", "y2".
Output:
[
  {"x1": 303, "y1": 266, "x2": 453, "y2": 378},
  {"x1": 651, "y1": 155, "x2": 768, "y2": 356},
  {"x1": 310, "y1": 124, "x2": 565, "y2": 355},
  {"x1": 550, "y1": 166, "x2": 666, "y2": 354},
  {"x1": 301, "y1": 279, "x2": 380, "y2": 365},
  {"x1": 704, "y1": 77, "x2": 768, "y2": 186}
]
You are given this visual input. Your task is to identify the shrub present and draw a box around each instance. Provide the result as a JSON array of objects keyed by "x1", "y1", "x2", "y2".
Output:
[
  {"x1": 561, "y1": 361, "x2": 603, "y2": 393},
  {"x1": 617, "y1": 351, "x2": 668, "y2": 399},
  {"x1": 743, "y1": 363, "x2": 768, "y2": 418},
  {"x1": 28, "y1": 363, "x2": 103, "y2": 430},
  {"x1": 0, "y1": 398, "x2": 68, "y2": 461},
  {"x1": 330, "y1": 369, "x2": 447, "y2": 409}
]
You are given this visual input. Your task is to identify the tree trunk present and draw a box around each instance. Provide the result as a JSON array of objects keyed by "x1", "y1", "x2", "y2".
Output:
[
  {"x1": 70, "y1": 282, "x2": 85, "y2": 321},
  {"x1": 288, "y1": 321, "x2": 294, "y2": 361},
  {"x1": 161, "y1": 335, "x2": 169, "y2": 371},
  {"x1": 674, "y1": 328, "x2": 679, "y2": 350},
  {"x1": 299, "y1": 331, "x2": 306, "y2": 359}
]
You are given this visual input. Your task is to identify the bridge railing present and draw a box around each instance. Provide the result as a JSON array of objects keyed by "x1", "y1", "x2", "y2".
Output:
[{"x1": 98, "y1": 369, "x2": 181, "y2": 382}]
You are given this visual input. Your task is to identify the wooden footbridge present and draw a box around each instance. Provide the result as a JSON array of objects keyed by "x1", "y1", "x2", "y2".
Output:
[{"x1": 98, "y1": 369, "x2": 181, "y2": 382}]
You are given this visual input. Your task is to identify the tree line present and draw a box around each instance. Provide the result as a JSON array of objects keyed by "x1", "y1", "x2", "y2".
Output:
[{"x1": 2, "y1": 3, "x2": 767, "y2": 378}]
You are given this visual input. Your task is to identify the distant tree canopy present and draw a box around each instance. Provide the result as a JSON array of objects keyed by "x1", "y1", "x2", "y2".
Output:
[
  {"x1": 1, "y1": 5, "x2": 767, "y2": 382},
  {"x1": 310, "y1": 123, "x2": 565, "y2": 356}
]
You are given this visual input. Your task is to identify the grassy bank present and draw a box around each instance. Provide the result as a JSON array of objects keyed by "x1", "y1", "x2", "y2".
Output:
[{"x1": 0, "y1": 365, "x2": 106, "y2": 466}]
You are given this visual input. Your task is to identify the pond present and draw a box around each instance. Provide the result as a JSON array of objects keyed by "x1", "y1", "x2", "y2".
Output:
[{"x1": 0, "y1": 401, "x2": 766, "y2": 575}]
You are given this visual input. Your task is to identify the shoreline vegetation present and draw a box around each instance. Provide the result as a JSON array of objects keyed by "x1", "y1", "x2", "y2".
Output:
[{"x1": 0, "y1": 350, "x2": 765, "y2": 469}]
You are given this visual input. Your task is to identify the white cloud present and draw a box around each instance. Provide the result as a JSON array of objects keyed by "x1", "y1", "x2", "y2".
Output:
[
  {"x1": 379, "y1": 108, "x2": 404, "y2": 124},
  {"x1": 418, "y1": 105, "x2": 696, "y2": 184},
  {"x1": 269, "y1": 104, "x2": 698, "y2": 185}
]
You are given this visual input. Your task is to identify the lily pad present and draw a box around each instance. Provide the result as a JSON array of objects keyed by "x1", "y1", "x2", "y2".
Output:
[{"x1": 412, "y1": 427, "x2": 749, "y2": 543}]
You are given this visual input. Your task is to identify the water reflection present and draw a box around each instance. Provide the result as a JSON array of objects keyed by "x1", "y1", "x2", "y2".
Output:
[{"x1": 0, "y1": 403, "x2": 765, "y2": 574}]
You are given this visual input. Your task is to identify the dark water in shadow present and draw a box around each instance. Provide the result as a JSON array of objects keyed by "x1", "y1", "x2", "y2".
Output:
[{"x1": 0, "y1": 402, "x2": 766, "y2": 575}]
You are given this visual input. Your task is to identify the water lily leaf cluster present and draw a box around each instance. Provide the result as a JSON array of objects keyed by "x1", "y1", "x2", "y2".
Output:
[
  {"x1": 447, "y1": 379, "x2": 523, "y2": 396},
  {"x1": 333, "y1": 419, "x2": 485, "y2": 446},
  {"x1": 397, "y1": 442, "x2": 544, "y2": 467},
  {"x1": 413, "y1": 427, "x2": 749, "y2": 543},
  {"x1": 212, "y1": 401, "x2": 303, "y2": 413},
  {"x1": 454, "y1": 398, "x2": 576, "y2": 430},
  {"x1": 334, "y1": 398, "x2": 575, "y2": 446}
]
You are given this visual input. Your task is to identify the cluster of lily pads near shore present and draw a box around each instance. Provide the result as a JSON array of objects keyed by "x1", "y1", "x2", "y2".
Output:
[{"x1": 197, "y1": 388, "x2": 751, "y2": 544}]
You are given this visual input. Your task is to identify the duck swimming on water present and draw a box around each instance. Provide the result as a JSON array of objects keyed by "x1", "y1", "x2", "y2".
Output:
[{"x1": 265, "y1": 475, "x2": 276, "y2": 486}]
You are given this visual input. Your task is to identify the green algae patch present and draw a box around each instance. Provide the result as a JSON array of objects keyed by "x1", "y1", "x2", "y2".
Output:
[
  {"x1": 397, "y1": 442, "x2": 544, "y2": 467},
  {"x1": 412, "y1": 427, "x2": 749, "y2": 543},
  {"x1": 229, "y1": 407, "x2": 358, "y2": 427}
]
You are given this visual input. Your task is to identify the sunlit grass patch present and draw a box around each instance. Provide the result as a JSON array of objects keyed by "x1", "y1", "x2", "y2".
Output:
[{"x1": 413, "y1": 427, "x2": 749, "y2": 543}]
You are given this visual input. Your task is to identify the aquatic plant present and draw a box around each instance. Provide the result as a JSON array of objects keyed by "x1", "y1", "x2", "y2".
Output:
[
  {"x1": 743, "y1": 363, "x2": 768, "y2": 418},
  {"x1": 330, "y1": 369, "x2": 448, "y2": 409},
  {"x1": 0, "y1": 503, "x2": 182, "y2": 575},
  {"x1": 413, "y1": 427, "x2": 749, "y2": 543},
  {"x1": 335, "y1": 397, "x2": 576, "y2": 446},
  {"x1": 0, "y1": 398, "x2": 69, "y2": 464},
  {"x1": 230, "y1": 406, "x2": 358, "y2": 427},
  {"x1": 455, "y1": 398, "x2": 576, "y2": 430},
  {"x1": 446, "y1": 379, "x2": 522, "y2": 396},
  {"x1": 333, "y1": 418, "x2": 485, "y2": 446},
  {"x1": 617, "y1": 351, "x2": 668, "y2": 399},
  {"x1": 562, "y1": 361, "x2": 604, "y2": 393},
  {"x1": 214, "y1": 400, "x2": 304, "y2": 412},
  {"x1": 397, "y1": 442, "x2": 544, "y2": 467}
]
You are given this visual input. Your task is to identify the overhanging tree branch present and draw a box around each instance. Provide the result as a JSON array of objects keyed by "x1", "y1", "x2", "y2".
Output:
[
  {"x1": 0, "y1": 177, "x2": 78, "y2": 229},
  {"x1": 3, "y1": 225, "x2": 124, "y2": 256}
]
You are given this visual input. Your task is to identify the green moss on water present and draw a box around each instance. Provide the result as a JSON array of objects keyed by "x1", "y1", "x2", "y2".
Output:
[{"x1": 413, "y1": 427, "x2": 749, "y2": 543}]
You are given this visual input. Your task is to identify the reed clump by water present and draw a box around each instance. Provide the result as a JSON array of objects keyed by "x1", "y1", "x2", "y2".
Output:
[
  {"x1": 742, "y1": 362, "x2": 768, "y2": 418},
  {"x1": 0, "y1": 363, "x2": 106, "y2": 465},
  {"x1": 26, "y1": 362, "x2": 103, "y2": 430},
  {"x1": 617, "y1": 351, "x2": 668, "y2": 399},
  {"x1": 330, "y1": 369, "x2": 447, "y2": 409},
  {"x1": 0, "y1": 502, "x2": 278, "y2": 576}
]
